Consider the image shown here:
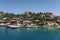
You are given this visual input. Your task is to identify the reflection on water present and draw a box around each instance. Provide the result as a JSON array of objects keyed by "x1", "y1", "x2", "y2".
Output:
[{"x1": 0, "y1": 27, "x2": 60, "y2": 40}]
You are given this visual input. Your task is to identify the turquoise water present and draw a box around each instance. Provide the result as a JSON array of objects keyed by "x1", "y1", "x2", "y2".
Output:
[{"x1": 0, "y1": 27, "x2": 60, "y2": 40}]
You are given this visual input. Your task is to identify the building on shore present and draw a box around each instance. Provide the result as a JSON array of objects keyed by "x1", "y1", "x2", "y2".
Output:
[
  {"x1": 54, "y1": 16, "x2": 60, "y2": 25},
  {"x1": 10, "y1": 18, "x2": 20, "y2": 25}
]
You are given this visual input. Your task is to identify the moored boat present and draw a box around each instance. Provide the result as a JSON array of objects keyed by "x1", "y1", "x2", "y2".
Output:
[
  {"x1": 0, "y1": 23, "x2": 7, "y2": 26},
  {"x1": 6, "y1": 24, "x2": 23, "y2": 29}
]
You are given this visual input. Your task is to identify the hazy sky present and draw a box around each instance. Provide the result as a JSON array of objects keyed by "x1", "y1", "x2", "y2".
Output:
[{"x1": 0, "y1": 0, "x2": 60, "y2": 15}]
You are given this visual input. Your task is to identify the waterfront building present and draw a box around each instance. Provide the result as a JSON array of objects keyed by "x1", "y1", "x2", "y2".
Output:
[
  {"x1": 23, "y1": 20, "x2": 31, "y2": 24},
  {"x1": 10, "y1": 18, "x2": 20, "y2": 25},
  {"x1": 34, "y1": 20, "x2": 40, "y2": 22},
  {"x1": 54, "y1": 16, "x2": 60, "y2": 25}
]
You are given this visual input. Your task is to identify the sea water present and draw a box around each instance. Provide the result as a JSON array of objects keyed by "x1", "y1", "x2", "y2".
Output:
[{"x1": 0, "y1": 27, "x2": 60, "y2": 40}]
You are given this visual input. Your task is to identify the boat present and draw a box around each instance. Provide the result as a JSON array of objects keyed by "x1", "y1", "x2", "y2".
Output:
[
  {"x1": 6, "y1": 24, "x2": 23, "y2": 29},
  {"x1": 6, "y1": 25, "x2": 20, "y2": 28},
  {"x1": 0, "y1": 23, "x2": 7, "y2": 26}
]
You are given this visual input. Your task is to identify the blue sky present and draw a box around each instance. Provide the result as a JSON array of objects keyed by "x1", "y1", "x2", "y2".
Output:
[{"x1": 0, "y1": 0, "x2": 60, "y2": 15}]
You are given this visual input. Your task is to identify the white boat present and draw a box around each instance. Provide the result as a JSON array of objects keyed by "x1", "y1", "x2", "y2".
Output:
[
  {"x1": 7, "y1": 24, "x2": 23, "y2": 28},
  {"x1": 0, "y1": 23, "x2": 6, "y2": 26}
]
